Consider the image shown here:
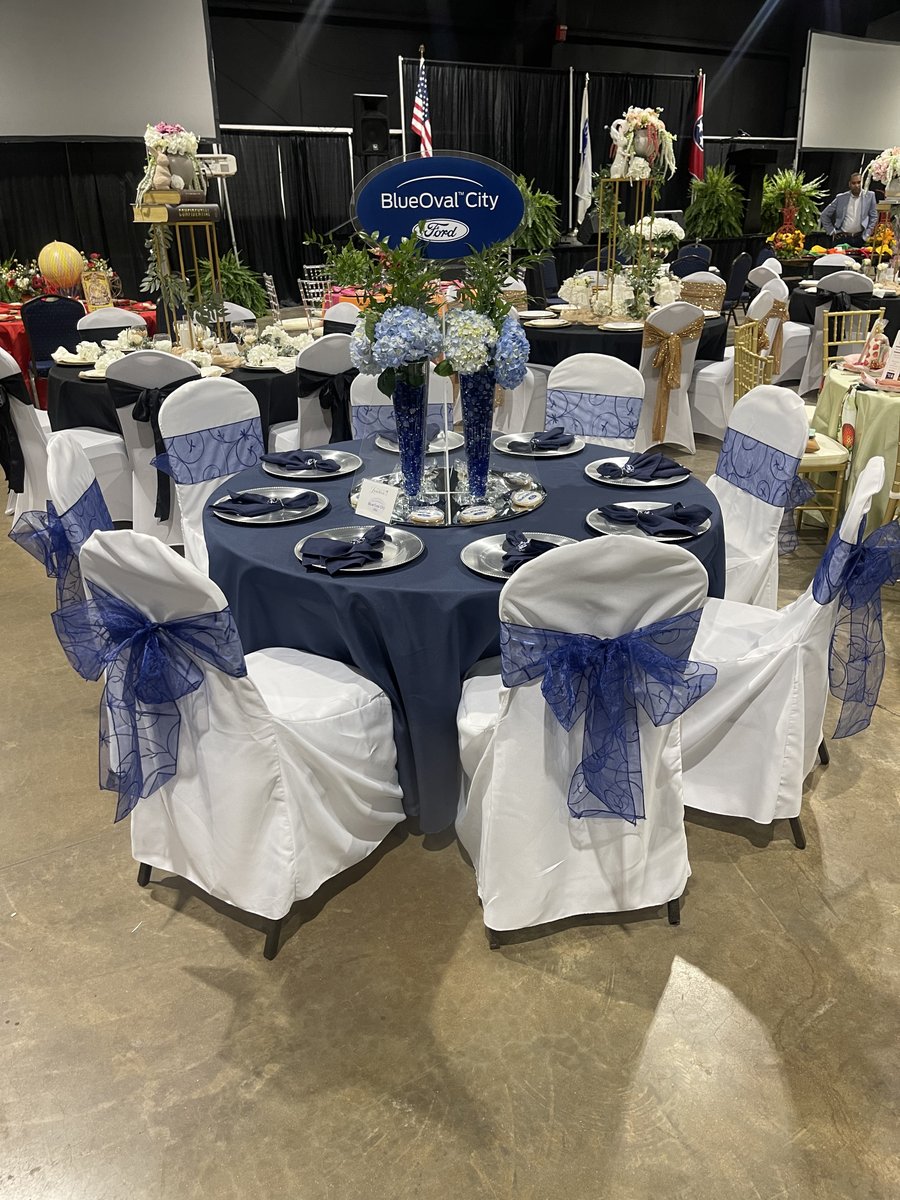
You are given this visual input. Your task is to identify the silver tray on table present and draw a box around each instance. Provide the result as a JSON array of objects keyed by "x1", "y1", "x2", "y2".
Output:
[
  {"x1": 261, "y1": 450, "x2": 362, "y2": 480},
  {"x1": 460, "y1": 531, "x2": 579, "y2": 580},
  {"x1": 210, "y1": 486, "x2": 328, "y2": 525},
  {"x1": 293, "y1": 525, "x2": 424, "y2": 572}
]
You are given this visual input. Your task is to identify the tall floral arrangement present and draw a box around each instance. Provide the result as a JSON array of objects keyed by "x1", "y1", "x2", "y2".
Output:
[
  {"x1": 136, "y1": 121, "x2": 202, "y2": 201},
  {"x1": 610, "y1": 107, "x2": 677, "y2": 181},
  {"x1": 862, "y1": 147, "x2": 900, "y2": 190}
]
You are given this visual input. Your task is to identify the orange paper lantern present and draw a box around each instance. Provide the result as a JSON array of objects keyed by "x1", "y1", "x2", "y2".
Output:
[{"x1": 37, "y1": 241, "x2": 83, "y2": 289}]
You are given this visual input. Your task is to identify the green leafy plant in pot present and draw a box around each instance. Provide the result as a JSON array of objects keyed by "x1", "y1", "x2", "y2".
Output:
[
  {"x1": 198, "y1": 249, "x2": 268, "y2": 317},
  {"x1": 684, "y1": 166, "x2": 745, "y2": 239},
  {"x1": 511, "y1": 175, "x2": 561, "y2": 256},
  {"x1": 761, "y1": 169, "x2": 827, "y2": 235}
]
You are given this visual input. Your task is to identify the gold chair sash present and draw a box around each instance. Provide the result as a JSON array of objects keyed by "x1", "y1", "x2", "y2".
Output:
[
  {"x1": 642, "y1": 315, "x2": 705, "y2": 443},
  {"x1": 679, "y1": 280, "x2": 726, "y2": 314},
  {"x1": 757, "y1": 300, "x2": 789, "y2": 373}
]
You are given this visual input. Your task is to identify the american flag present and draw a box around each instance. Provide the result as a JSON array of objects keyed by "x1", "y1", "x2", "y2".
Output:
[{"x1": 411, "y1": 56, "x2": 433, "y2": 157}]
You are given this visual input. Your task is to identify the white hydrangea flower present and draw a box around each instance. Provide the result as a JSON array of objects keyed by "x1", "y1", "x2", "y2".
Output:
[{"x1": 245, "y1": 343, "x2": 280, "y2": 367}]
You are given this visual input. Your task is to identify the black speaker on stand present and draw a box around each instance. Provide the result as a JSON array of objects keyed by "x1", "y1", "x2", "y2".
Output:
[{"x1": 353, "y1": 93, "x2": 390, "y2": 181}]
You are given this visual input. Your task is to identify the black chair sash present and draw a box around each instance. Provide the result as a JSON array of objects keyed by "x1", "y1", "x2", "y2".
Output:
[
  {"x1": 0, "y1": 382, "x2": 26, "y2": 494},
  {"x1": 106, "y1": 376, "x2": 187, "y2": 521},
  {"x1": 296, "y1": 366, "x2": 358, "y2": 443}
]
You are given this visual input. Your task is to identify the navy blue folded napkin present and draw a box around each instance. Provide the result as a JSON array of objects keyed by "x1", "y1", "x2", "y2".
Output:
[
  {"x1": 599, "y1": 502, "x2": 711, "y2": 536},
  {"x1": 215, "y1": 490, "x2": 318, "y2": 517},
  {"x1": 501, "y1": 530, "x2": 559, "y2": 573},
  {"x1": 508, "y1": 427, "x2": 575, "y2": 452},
  {"x1": 594, "y1": 451, "x2": 686, "y2": 482},
  {"x1": 261, "y1": 449, "x2": 340, "y2": 473},
  {"x1": 300, "y1": 524, "x2": 390, "y2": 574},
  {"x1": 382, "y1": 423, "x2": 440, "y2": 447}
]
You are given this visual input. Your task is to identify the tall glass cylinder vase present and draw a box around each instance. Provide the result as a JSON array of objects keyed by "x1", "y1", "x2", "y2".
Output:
[
  {"x1": 392, "y1": 360, "x2": 429, "y2": 499},
  {"x1": 460, "y1": 366, "x2": 496, "y2": 501}
]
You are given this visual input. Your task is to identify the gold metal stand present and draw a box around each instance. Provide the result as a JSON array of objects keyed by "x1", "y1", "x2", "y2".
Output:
[
  {"x1": 593, "y1": 177, "x2": 655, "y2": 311},
  {"x1": 145, "y1": 220, "x2": 226, "y2": 348}
]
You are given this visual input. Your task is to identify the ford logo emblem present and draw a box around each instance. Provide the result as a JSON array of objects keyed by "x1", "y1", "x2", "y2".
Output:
[{"x1": 420, "y1": 218, "x2": 470, "y2": 243}]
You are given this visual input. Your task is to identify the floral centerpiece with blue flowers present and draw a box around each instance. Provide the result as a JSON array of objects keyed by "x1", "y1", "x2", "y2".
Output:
[
  {"x1": 435, "y1": 245, "x2": 531, "y2": 499},
  {"x1": 348, "y1": 228, "x2": 444, "y2": 497}
]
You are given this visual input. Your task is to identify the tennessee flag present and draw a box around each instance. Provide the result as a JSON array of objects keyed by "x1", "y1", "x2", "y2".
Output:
[{"x1": 689, "y1": 71, "x2": 705, "y2": 179}]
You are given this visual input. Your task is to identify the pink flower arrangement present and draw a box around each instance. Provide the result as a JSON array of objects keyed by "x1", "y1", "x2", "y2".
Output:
[{"x1": 862, "y1": 147, "x2": 900, "y2": 189}]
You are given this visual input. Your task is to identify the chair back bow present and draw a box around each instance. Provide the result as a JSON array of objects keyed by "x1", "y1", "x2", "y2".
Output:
[
  {"x1": 54, "y1": 584, "x2": 247, "y2": 821},
  {"x1": 9, "y1": 502, "x2": 81, "y2": 610},
  {"x1": 812, "y1": 521, "x2": 900, "y2": 738},
  {"x1": 500, "y1": 612, "x2": 716, "y2": 821},
  {"x1": 642, "y1": 316, "x2": 704, "y2": 443},
  {"x1": 297, "y1": 366, "x2": 358, "y2": 443},
  {"x1": 107, "y1": 378, "x2": 187, "y2": 521},
  {"x1": 0, "y1": 382, "x2": 26, "y2": 494}
]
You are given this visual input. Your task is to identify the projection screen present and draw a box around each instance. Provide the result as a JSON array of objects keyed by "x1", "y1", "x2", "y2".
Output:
[
  {"x1": 800, "y1": 31, "x2": 900, "y2": 152},
  {"x1": 0, "y1": 0, "x2": 216, "y2": 140}
]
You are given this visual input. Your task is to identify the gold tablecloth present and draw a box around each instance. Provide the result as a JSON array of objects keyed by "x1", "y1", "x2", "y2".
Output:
[{"x1": 812, "y1": 366, "x2": 900, "y2": 531}]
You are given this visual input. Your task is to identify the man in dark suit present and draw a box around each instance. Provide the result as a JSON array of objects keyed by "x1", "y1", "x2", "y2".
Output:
[{"x1": 820, "y1": 173, "x2": 878, "y2": 247}]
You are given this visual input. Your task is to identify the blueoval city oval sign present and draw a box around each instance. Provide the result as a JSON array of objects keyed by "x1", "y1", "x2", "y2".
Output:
[{"x1": 352, "y1": 154, "x2": 525, "y2": 259}]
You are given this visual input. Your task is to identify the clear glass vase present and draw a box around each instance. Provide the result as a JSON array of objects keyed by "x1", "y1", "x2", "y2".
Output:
[
  {"x1": 459, "y1": 366, "x2": 496, "y2": 501},
  {"x1": 392, "y1": 361, "x2": 429, "y2": 499}
]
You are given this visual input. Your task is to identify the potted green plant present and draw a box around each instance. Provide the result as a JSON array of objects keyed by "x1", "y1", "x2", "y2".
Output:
[
  {"x1": 761, "y1": 169, "x2": 827, "y2": 235},
  {"x1": 306, "y1": 235, "x2": 380, "y2": 292},
  {"x1": 684, "y1": 166, "x2": 745, "y2": 239},
  {"x1": 198, "y1": 249, "x2": 268, "y2": 316}
]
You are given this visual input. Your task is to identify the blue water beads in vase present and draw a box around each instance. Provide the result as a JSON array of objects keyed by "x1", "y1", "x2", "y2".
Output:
[
  {"x1": 459, "y1": 366, "x2": 496, "y2": 501},
  {"x1": 392, "y1": 360, "x2": 429, "y2": 498}
]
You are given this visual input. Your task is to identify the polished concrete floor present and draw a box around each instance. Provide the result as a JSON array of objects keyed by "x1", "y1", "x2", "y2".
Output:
[{"x1": 2, "y1": 440, "x2": 899, "y2": 1200}]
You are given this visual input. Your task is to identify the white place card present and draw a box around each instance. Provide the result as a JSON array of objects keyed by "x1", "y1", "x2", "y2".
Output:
[
  {"x1": 880, "y1": 332, "x2": 900, "y2": 381},
  {"x1": 354, "y1": 478, "x2": 399, "y2": 523}
]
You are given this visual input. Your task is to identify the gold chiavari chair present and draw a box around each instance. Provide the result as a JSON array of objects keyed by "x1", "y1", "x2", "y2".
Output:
[
  {"x1": 823, "y1": 306, "x2": 886, "y2": 378},
  {"x1": 733, "y1": 319, "x2": 773, "y2": 400}
]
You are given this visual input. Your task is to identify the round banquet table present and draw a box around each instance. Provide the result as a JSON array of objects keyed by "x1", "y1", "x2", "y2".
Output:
[
  {"x1": 203, "y1": 437, "x2": 726, "y2": 834},
  {"x1": 524, "y1": 315, "x2": 727, "y2": 369},
  {"x1": 788, "y1": 284, "x2": 900, "y2": 341},
  {"x1": 811, "y1": 366, "x2": 900, "y2": 532},
  {"x1": 46, "y1": 363, "x2": 299, "y2": 445}
]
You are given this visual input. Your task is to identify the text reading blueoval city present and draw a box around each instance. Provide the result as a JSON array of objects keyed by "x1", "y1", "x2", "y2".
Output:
[{"x1": 379, "y1": 191, "x2": 500, "y2": 210}]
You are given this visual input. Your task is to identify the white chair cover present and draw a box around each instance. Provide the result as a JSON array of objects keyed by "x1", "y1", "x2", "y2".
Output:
[
  {"x1": 105, "y1": 350, "x2": 200, "y2": 544},
  {"x1": 690, "y1": 291, "x2": 774, "y2": 441},
  {"x1": 76, "y1": 529, "x2": 405, "y2": 924},
  {"x1": 682, "y1": 457, "x2": 886, "y2": 822},
  {"x1": 759, "y1": 275, "x2": 812, "y2": 384},
  {"x1": 812, "y1": 253, "x2": 855, "y2": 278},
  {"x1": 798, "y1": 272, "x2": 875, "y2": 394},
  {"x1": 456, "y1": 537, "x2": 712, "y2": 933},
  {"x1": 77, "y1": 309, "x2": 146, "y2": 330},
  {"x1": 705, "y1": 384, "x2": 809, "y2": 607},
  {"x1": 223, "y1": 302, "x2": 257, "y2": 323},
  {"x1": 747, "y1": 265, "x2": 779, "y2": 289},
  {"x1": 269, "y1": 334, "x2": 353, "y2": 452},
  {"x1": 2, "y1": 349, "x2": 49, "y2": 520},
  {"x1": 493, "y1": 366, "x2": 548, "y2": 434},
  {"x1": 546, "y1": 353, "x2": 644, "y2": 450},
  {"x1": 635, "y1": 301, "x2": 703, "y2": 453},
  {"x1": 349, "y1": 367, "x2": 453, "y2": 438},
  {"x1": 323, "y1": 302, "x2": 362, "y2": 324},
  {"x1": 157, "y1": 378, "x2": 264, "y2": 572}
]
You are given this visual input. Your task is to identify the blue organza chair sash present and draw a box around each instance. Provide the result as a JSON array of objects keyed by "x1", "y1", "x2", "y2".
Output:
[
  {"x1": 499, "y1": 612, "x2": 717, "y2": 822},
  {"x1": 152, "y1": 417, "x2": 265, "y2": 485},
  {"x1": 545, "y1": 389, "x2": 642, "y2": 440},
  {"x1": 351, "y1": 401, "x2": 450, "y2": 440},
  {"x1": 714, "y1": 426, "x2": 814, "y2": 553},
  {"x1": 8, "y1": 480, "x2": 113, "y2": 610},
  {"x1": 53, "y1": 584, "x2": 248, "y2": 821},
  {"x1": 811, "y1": 520, "x2": 900, "y2": 738}
]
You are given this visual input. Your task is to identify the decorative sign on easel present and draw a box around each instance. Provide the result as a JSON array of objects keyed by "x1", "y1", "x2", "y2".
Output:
[
  {"x1": 880, "y1": 331, "x2": 900, "y2": 380},
  {"x1": 352, "y1": 153, "x2": 525, "y2": 259},
  {"x1": 262, "y1": 273, "x2": 281, "y2": 322}
]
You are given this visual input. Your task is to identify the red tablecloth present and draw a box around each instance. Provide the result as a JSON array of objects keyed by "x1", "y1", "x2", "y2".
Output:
[{"x1": 0, "y1": 300, "x2": 157, "y2": 404}]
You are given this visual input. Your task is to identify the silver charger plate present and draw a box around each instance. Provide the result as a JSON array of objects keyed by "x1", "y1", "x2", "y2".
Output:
[
  {"x1": 494, "y1": 432, "x2": 586, "y2": 458},
  {"x1": 261, "y1": 450, "x2": 363, "y2": 480},
  {"x1": 293, "y1": 525, "x2": 424, "y2": 573},
  {"x1": 460, "y1": 531, "x2": 579, "y2": 580},
  {"x1": 584, "y1": 457, "x2": 691, "y2": 488},
  {"x1": 211, "y1": 486, "x2": 328, "y2": 525},
  {"x1": 586, "y1": 500, "x2": 711, "y2": 542},
  {"x1": 375, "y1": 430, "x2": 465, "y2": 455}
]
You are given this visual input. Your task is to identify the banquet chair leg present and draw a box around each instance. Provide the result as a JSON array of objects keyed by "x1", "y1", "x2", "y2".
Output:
[
  {"x1": 486, "y1": 927, "x2": 502, "y2": 951},
  {"x1": 667, "y1": 897, "x2": 681, "y2": 926},
  {"x1": 789, "y1": 816, "x2": 807, "y2": 850},
  {"x1": 136, "y1": 863, "x2": 152, "y2": 888},
  {"x1": 818, "y1": 738, "x2": 830, "y2": 766},
  {"x1": 263, "y1": 917, "x2": 284, "y2": 960}
]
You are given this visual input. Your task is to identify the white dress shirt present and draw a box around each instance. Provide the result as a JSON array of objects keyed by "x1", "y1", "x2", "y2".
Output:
[{"x1": 844, "y1": 193, "x2": 862, "y2": 234}]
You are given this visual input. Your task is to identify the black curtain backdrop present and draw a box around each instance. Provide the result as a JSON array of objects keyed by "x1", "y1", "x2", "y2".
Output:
[
  {"x1": 400, "y1": 60, "x2": 569, "y2": 202},
  {"x1": 0, "y1": 142, "x2": 148, "y2": 297}
]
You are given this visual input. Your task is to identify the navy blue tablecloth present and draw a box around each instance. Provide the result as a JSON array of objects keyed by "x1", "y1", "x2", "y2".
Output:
[
  {"x1": 788, "y1": 285, "x2": 900, "y2": 341},
  {"x1": 204, "y1": 438, "x2": 725, "y2": 833}
]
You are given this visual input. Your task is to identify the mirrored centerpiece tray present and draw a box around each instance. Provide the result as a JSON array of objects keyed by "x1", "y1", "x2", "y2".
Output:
[{"x1": 349, "y1": 459, "x2": 547, "y2": 528}]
